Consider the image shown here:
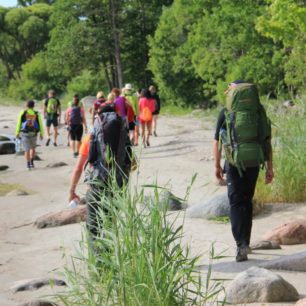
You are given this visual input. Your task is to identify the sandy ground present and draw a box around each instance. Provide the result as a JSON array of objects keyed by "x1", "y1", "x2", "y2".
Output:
[{"x1": 0, "y1": 104, "x2": 305, "y2": 306}]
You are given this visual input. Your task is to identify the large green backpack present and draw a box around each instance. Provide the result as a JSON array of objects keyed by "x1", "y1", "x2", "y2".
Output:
[
  {"x1": 220, "y1": 83, "x2": 271, "y2": 176},
  {"x1": 46, "y1": 97, "x2": 59, "y2": 114}
]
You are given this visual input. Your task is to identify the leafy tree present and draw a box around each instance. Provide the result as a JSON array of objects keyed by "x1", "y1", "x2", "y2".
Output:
[{"x1": 256, "y1": 0, "x2": 306, "y2": 94}]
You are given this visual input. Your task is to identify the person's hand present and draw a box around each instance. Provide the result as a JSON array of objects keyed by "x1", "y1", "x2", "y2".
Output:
[
  {"x1": 214, "y1": 164, "x2": 225, "y2": 183},
  {"x1": 265, "y1": 168, "x2": 274, "y2": 184},
  {"x1": 69, "y1": 190, "x2": 80, "y2": 203}
]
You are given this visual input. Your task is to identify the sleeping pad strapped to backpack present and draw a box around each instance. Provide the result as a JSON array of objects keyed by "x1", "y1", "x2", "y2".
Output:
[
  {"x1": 220, "y1": 83, "x2": 271, "y2": 176},
  {"x1": 87, "y1": 103, "x2": 131, "y2": 188}
]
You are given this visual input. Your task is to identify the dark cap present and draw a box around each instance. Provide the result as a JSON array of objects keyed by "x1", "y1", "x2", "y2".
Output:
[{"x1": 27, "y1": 100, "x2": 35, "y2": 108}]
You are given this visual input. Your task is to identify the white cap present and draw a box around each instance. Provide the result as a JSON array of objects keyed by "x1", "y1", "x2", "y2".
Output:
[{"x1": 124, "y1": 83, "x2": 132, "y2": 90}]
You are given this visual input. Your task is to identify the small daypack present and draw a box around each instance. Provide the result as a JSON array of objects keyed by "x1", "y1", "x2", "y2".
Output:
[
  {"x1": 70, "y1": 106, "x2": 82, "y2": 125},
  {"x1": 21, "y1": 110, "x2": 40, "y2": 134},
  {"x1": 87, "y1": 108, "x2": 131, "y2": 187},
  {"x1": 46, "y1": 97, "x2": 59, "y2": 114},
  {"x1": 220, "y1": 83, "x2": 271, "y2": 176}
]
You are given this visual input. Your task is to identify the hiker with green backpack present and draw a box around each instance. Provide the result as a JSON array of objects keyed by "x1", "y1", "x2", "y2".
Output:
[
  {"x1": 213, "y1": 80, "x2": 274, "y2": 262},
  {"x1": 43, "y1": 89, "x2": 61, "y2": 146}
]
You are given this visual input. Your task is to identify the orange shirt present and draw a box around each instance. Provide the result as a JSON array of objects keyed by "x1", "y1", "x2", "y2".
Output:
[{"x1": 79, "y1": 134, "x2": 90, "y2": 157}]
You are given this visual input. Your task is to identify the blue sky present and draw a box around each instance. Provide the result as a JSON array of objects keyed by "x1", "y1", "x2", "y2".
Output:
[{"x1": 0, "y1": 0, "x2": 17, "y2": 7}]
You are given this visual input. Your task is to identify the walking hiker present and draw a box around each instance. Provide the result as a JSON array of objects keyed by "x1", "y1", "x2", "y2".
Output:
[
  {"x1": 213, "y1": 80, "x2": 274, "y2": 262},
  {"x1": 123, "y1": 83, "x2": 140, "y2": 146},
  {"x1": 91, "y1": 91, "x2": 106, "y2": 124},
  {"x1": 44, "y1": 89, "x2": 61, "y2": 146},
  {"x1": 138, "y1": 88, "x2": 156, "y2": 147},
  {"x1": 16, "y1": 100, "x2": 44, "y2": 170},
  {"x1": 65, "y1": 94, "x2": 88, "y2": 157},
  {"x1": 149, "y1": 85, "x2": 161, "y2": 137},
  {"x1": 68, "y1": 102, "x2": 132, "y2": 240}
]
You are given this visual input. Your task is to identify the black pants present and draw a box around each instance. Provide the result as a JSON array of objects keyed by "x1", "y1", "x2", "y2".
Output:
[{"x1": 226, "y1": 163, "x2": 259, "y2": 248}]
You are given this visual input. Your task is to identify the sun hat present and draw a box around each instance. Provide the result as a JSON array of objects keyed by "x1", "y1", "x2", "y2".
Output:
[{"x1": 124, "y1": 83, "x2": 132, "y2": 90}]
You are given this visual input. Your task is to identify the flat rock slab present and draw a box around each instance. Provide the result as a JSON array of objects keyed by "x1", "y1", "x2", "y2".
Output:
[
  {"x1": 260, "y1": 251, "x2": 306, "y2": 272},
  {"x1": 19, "y1": 301, "x2": 59, "y2": 306},
  {"x1": 46, "y1": 162, "x2": 68, "y2": 168},
  {"x1": 250, "y1": 240, "x2": 281, "y2": 250},
  {"x1": 0, "y1": 165, "x2": 9, "y2": 171},
  {"x1": 6, "y1": 190, "x2": 29, "y2": 196},
  {"x1": 11, "y1": 277, "x2": 66, "y2": 292},
  {"x1": 226, "y1": 266, "x2": 299, "y2": 304},
  {"x1": 186, "y1": 193, "x2": 229, "y2": 219},
  {"x1": 263, "y1": 219, "x2": 306, "y2": 244},
  {"x1": 34, "y1": 206, "x2": 86, "y2": 228}
]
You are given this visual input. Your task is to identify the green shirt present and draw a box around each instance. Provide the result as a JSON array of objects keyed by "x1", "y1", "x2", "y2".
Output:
[
  {"x1": 16, "y1": 108, "x2": 44, "y2": 136},
  {"x1": 125, "y1": 94, "x2": 139, "y2": 115}
]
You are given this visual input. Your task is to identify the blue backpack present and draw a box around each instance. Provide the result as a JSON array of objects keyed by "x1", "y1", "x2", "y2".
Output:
[{"x1": 21, "y1": 110, "x2": 40, "y2": 134}]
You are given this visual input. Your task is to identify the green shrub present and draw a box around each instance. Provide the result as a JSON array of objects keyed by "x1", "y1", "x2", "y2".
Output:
[
  {"x1": 56, "y1": 178, "x2": 225, "y2": 305},
  {"x1": 255, "y1": 99, "x2": 306, "y2": 203}
]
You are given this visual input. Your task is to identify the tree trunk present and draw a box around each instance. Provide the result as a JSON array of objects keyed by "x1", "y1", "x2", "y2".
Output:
[
  {"x1": 102, "y1": 61, "x2": 112, "y2": 90},
  {"x1": 110, "y1": 0, "x2": 123, "y2": 88}
]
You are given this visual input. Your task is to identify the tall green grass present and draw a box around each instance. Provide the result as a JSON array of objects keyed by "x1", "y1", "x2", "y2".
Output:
[
  {"x1": 56, "y1": 177, "x2": 224, "y2": 305},
  {"x1": 255, "y1": 99, "x2": 306, "y2": 203}
]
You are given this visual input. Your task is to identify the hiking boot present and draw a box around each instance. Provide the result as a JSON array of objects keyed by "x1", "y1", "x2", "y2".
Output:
[
  {"x1": 53, "y1": 142, "x2": 57, "y2": 147},
  {"x1": 73, "y1": 152, "x2": 79, "y2": 158},
  {"x1": 154, "y1": 131, "x2": 157, "y2": 137},
  {"x1": 146, "y1": 140, "x2": 150, "y2": 147},
  {"x1": 27, "y1": 162, "x2": 31, "y2": 170},
  {"x1": 46, "y1": 138, "x2": 50, "y2": 146},
  {"x1": 236, "y1": 247, "x2": 248, "y2": 262},
  {"x1": 30, "y1": 159, "x2": 34, "y2": 168}
]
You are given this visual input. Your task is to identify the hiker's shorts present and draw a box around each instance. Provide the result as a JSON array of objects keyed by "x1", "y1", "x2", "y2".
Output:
[
  {"x1": 46, "y1": 113, "x2": 58, "y2": 127},
  {"x1": 69, "y1": 124, "x2": 83, "y2": 141},
  {"x1": 21, "y1": 134, "x2": 37, "y2": 151}
]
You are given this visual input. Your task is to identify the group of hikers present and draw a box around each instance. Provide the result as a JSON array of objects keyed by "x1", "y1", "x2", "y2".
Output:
[
  {"x1": 15, "y1": 80, "x2": 274, "y2": 263},
  {"x1": 15, "y1": 84, "x2": 161, "y2": 167}
]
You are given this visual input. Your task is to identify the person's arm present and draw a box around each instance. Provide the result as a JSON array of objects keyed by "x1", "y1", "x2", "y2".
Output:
[
  {"x1": 16, "y1": 111, "x2": 23, "y2": 138},
  {"x1": 37, "y1": 112, "x2": 44, "y2": 139},
  {"x1": 213, "y1": 139, "x2": 224, "y2": 182},
  {"x1": 65, "y1": 108, "x2": 70, "y2": 126},
  {"x1": 265, "y1": 138, "x2": 274, "y2": 184},
  {"x1": 43, "y1": 99, "x2": 47, "y2": 118},
  {"x1": 69, "y1": 153, "x2": 87, "y2": 202},
  {"x1": 57, "y1": 100, "x2": 61, "y2": 123},
  {"x1": 81, "y1": 108, "x2": 87, "y2": 133}
]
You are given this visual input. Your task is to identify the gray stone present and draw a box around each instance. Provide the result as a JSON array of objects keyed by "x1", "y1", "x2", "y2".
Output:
[
  {"x1": 260, "y1": 251, "x2": 306, "y2": 272},
  {"x1": 3, "y1": 125, "x2": 9, "y2": 129},
  {"x1": 263, "y1": 219, "x2": 306, "y2": 245},
  {"x1": 283, "y1": 100, "x2": 295, "y2": 108},
  {"x1": 19, "y1": 301, "x2": 59, "y2": 306},
  {"x1": 186, "y1": 193, "x2": 229, "y2": 219},
  {"x1": 46, "y1": 162, "x2": 68, "y2": 168},
  {"x1": 0, "y1": 135, "x2": 15, "y2": 155},
  {"x1": 11, "y1": 277, "x2": 66, "y2": 292},
  {"x1": 0, "y1": 165, "x2": 9, "y2": 171},
  {"x1": 250, "y1": 240, "x2": 281, "y2": 250},
  {"x1": 159, "y1": 190, "x2": 185, "y2": 211},
  {"x1": 6, "y1": 190, "x2": 29, "y2": 196},
  {"x1": 226, "y1": 267, "x2": 299, "y2": 304},
  {"x1": 34, "y1": 206, "x2": 86, "y2": 228}
]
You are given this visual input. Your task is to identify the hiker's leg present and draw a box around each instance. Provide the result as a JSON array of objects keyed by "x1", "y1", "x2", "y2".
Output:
[
  {"x1": 46, "y1": 126, "x2": 51, "y2": 138},
  {"x1": 54, "y1": 126, "x2": 58, "y2": 143},
  {"x1": 134, "y1": 123, "x2": 139, "y2": 145},
  {"x1": 146, "y1": 122, "x2": 152, "y2": 145},
  {"x1": 76, "y1": 125, "x2": 83, "y2": 153},
  {"x1": 24, "y1": 150, "x2": 30, "y2": 162},
  {"x1": 227, "y1": 164, "x2": 259, "y2": 247},
  {"x1": 141, "y1": 122, "x2": 146, "y2": 144},
  {"x1": 153, "y1": 115, "x2": 158, "y2": 135}
]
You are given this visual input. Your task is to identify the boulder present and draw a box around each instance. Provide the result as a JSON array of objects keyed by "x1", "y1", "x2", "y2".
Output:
[
  {"x1": 226, "y1": 267, "x2": 299, "y2": 304},
  {"x1": 250, "y1": 240, "x2": 281, "y2": 250},
  {"x1": 159, "y1": 190, "x2": 185, "y2": 211},
  {"x1": 296, "y1": 298, "x2": 306, "y2": 306},
  {"x1": 0, "y1": 165, "x2": 9, "y2": 171},
  {"x1": 46, "y1": 162, "x2": 68, "y2": 168},
  {"x1": 34, "y1": 206, "x2": 86, "y2": 228},
  {"x1": 3, "y1": 125, "x2": 9, "y2": 129},
  {"x1": 0, "y1": 134, "x2": 15, "y2": 155},
  {"x1": 186, "y1": 193, "x2": 229, "y2": 219},
  {"x1": 260, "y1": 251, "x2": 306, "y2": 272},
  {"x1": 19, "y1": 301, "x2": 58, "y2": 306},
  {"x1": 263, "y1": 219, "x2": 306, "y2": 245},
  {"x1": 11, "y1": 277, "x2": 66, "y2": 292},
  {"x1": 6, "y1": 190, "x2": 29, "y2": 196}
]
